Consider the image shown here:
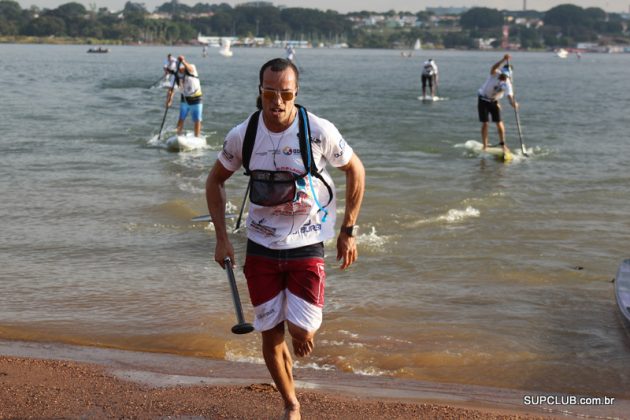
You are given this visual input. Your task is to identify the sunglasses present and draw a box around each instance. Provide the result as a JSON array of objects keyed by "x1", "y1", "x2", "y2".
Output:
[{"x1": 260, "y1": 88, "x2": 296, "y2": 102}]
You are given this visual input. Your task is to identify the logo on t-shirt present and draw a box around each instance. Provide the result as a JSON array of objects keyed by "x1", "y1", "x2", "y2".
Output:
[{"x1": 283, "y1": 146, "x2": 300, "y2": 156}]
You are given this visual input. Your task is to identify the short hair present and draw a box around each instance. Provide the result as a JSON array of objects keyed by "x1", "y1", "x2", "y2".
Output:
[{"x1": 256, "y1": 58, "x2": 299, "y2": 109}]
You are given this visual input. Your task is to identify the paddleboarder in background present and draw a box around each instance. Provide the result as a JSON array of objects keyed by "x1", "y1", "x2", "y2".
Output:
[
  {"x1": 285, "y1": 44, "x2": 296, "y2": 63},
  {"x1": 421, "y1": 58, "x2": 438, "y2": 98},
  {"x1": 166, "y1": 55, "x2": 203, "y2": 137},
  {"x1": 163, "y1": 53, "x2": 177, "y2": 84},
  {"x1": 477, "y1": 53, "x2": 518, "y2": 154},
  {"x1": 205, "y1": 58, "x2": 365, "y2": 420}
]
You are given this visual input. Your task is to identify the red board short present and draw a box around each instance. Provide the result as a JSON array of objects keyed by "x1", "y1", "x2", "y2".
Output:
[{"x1": 243, "y1": 240, "x2": 326, "y2": 332}]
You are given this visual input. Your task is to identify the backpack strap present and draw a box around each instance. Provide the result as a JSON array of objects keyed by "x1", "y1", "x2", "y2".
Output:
[
  {"x1": 241, "y1": 110, "x2": 261, "y2": 175},
  {"x1": 296, "y1": 105, "x2": 333, "y2": 209}
]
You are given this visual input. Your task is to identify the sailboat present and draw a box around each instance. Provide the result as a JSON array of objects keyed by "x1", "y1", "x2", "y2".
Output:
[
  {"x1": 414, "y1": 38, "x2": 422, "y2": 50},
  {"x1": 219, "y1": 39, "x2": 233, "y2": 57}
]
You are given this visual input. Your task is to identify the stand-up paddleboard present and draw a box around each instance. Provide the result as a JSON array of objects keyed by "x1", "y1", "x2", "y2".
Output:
[
  {"x1": 463, "y1": 140, "x2": 512, "y2": 162},
  {"x1": 615, "y1": 259, "x2": 630, "y2": 329},
  {"x1": 165, "y1": 133, "x2": 207, "y2": 152},
  {"x1": 418, "y1": 95, "x2": 439, "y2": 102}
]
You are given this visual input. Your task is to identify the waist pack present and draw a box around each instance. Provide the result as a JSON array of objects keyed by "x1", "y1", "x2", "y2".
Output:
[{"x1": 249, "y1": 170, "x2": 304, "y2": 207}]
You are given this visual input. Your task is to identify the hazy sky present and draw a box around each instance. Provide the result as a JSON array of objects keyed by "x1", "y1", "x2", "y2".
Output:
[{"x1": 15, "y1": 0, "x2": 630, "y2": 14}]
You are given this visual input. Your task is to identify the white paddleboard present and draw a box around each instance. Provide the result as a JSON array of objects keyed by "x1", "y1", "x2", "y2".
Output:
[
  {"x1": 462, "y1": 140, "x2": 512, "y2": 162},
  {"x1": 418, "y1": 95, "x2": 439, "y2": 102},
  {"x1": 615, "y1": 259, "x2": 630, "y2": 328},
  {"x1": 165, "y1": 133, "x2": 207, "y2": 152}
]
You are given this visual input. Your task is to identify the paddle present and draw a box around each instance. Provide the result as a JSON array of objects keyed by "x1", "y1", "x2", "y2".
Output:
[
  {"x1": 223, "y1": 257, "x2": 254, "y2": 334},
  {"x1": 148, "y1": 74, "x2": 166, "y2": 89},
  {"x1": 233, "y1": 182, "x2": 250, "y2": 234},
  {"x1": 157, "y1": 60, "x2": 180, "y2": 141},
  {"x1": 507, "y1": 59, "x2": 529, "y2": 157},
  {"x1": 191, "y1": 213, "x2": 237, "y2": 223}
]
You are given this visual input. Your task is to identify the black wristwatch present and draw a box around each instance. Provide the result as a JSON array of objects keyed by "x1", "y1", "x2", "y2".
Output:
[{"x1": 341, "y1": 225, "x2": 359, "y2": 237}]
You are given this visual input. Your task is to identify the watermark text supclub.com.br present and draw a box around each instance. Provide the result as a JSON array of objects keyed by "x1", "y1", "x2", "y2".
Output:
[{"x1": 523, "y1": 395, "x2": 615, "y2": 406}]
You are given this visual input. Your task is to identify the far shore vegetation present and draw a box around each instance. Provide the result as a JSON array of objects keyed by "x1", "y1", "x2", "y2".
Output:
[{"x1": 1, "y1": 0, "x2": 629, "y2": 50}]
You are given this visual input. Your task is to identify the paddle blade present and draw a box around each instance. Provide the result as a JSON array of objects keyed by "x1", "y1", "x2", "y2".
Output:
[{"x1": 231, "y1": 323, "x2": 255, "y2": 335}]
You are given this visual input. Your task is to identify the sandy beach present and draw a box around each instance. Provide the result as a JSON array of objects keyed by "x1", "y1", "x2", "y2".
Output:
[{"x1": 0, "y1": 340, "x2": 574, "y2": 419}]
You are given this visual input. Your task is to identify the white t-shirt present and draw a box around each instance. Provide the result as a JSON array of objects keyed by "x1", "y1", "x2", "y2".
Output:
[
  {"x1": 477, "y1": 73, "x2": 513, "y2": 101},
  {"x1": 219, "y1": 110, "x2": 353, "y2": 250},
  {"x1": 164, "y1": 57, "x2": 177, "y2": 72},
  {"x1": 178, "y1": 64, "x2": 201, "y2": 98},
  {"x1": 422, "y1": 61, "x2": 438, "y2": 76}
]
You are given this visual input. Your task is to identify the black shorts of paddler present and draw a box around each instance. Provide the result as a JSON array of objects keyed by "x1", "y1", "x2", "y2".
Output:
[
  {"x1": 478, "y1": 96, "x2": 501, "y2": 123},
  {"x1": 421, "y1": 74, "x2": 433, "y2": 88}
]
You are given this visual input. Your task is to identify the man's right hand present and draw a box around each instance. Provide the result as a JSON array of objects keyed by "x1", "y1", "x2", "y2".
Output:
[{"x1": 214, "y1": 240, "x2": 235, "y2": 269}]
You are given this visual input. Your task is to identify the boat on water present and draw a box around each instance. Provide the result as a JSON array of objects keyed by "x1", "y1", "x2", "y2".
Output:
[
  {"x1": 414, "y1": 38, "x2": 422, "y2": 50},
  {"x1": 555, "y1": 48, "x2": 569, "y2": 58},
  {"x1": 87, "y1": 47, "x2": 110, "y2": 53}
]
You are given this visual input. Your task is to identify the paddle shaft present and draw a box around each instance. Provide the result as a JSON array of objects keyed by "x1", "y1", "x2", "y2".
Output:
[
  {"x1": 507, "y1": 59, "x2": 528, "y2": 156},
  {"x1": 157, "y1": 60, "x2": 180, "y2": 141},
  {"x1": 223, "y1": 257, "x2": 254, "y2": 334},
  {"x1": 233, "y1": 182, "x2": 250, "y2": 233},
  {"x1": 149, "y1": 74, "x2": 166, "y2": 89}
]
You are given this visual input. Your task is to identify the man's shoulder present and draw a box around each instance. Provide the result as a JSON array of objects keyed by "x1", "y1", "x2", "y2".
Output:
[{"x1": 304, "y1": 111, "x2": 338, "y2": 135}]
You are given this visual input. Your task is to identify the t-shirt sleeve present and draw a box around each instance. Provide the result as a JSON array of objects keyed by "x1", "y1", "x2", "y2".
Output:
[
  {"x1": 218, "y1": 123, "x2": 244, "y2": 172},
  {"x1": 314, "y1": 114, "x2": 353, "y2": 168}
]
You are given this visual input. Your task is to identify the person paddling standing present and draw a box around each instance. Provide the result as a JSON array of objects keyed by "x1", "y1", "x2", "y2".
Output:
[
  {"x1": 166, "y1": 55, "x2": 203, "y2": 137},
  {"x1": 477, "y1": 53, "x2": 518, "y2": 154},
  {"x1": 163, "y1": 53, "x2": 177, "y2": 82},
  {"x1": 421, "y1": 58, "x2": 438, "y2": 98},
  {"x1": 205, "y1": 58, "x2": 365, "y2": 420}
]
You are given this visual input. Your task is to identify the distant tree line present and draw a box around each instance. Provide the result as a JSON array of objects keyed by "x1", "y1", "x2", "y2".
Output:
[{"x1": 0, "y1": 0, "x2": 627, "y2": 48}]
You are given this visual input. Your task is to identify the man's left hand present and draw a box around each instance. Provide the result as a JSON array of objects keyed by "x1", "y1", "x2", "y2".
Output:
[{"x1": 336, "y1": 233, "x2": 357, "y2": 270}]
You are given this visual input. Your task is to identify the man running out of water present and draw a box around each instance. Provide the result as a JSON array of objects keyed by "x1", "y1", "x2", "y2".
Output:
[
  {"x1": 205, "y1": 58, "x2": 365, "y2": 419},
  {"x1": 165, "y1": 55, "x2": 203, "y2": 137},
  {"x1": 477, "y1": 54, "x2": 519, "y2": 154}
]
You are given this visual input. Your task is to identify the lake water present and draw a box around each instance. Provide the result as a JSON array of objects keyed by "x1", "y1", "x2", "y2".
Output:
[{"x1": 1, "y1": 44, "x2": 630, "y2": 399}]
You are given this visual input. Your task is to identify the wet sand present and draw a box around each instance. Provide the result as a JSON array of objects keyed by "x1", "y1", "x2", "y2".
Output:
[{"x1": 0, "y1": 340, "x2": 617, "y2": 419}]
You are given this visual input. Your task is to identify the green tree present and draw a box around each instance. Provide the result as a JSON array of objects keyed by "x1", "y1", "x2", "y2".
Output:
[
  {"x1": 544, "y1": 4, "x2": 588, "y2": 27},
  {"x1": 24, "y1": 15, "x2": 66, "y2": 36},
  {"x1": 460, "y1": 7, "x2": 504, "y2": 30},
  {"x1": 49, "y1": 2, "x2": 87, "y2": 19}
]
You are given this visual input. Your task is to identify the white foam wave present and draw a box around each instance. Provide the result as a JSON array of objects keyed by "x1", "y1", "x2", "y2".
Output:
[
  {"x1": 357, "y1": 226, "x2": 388, "y2": 250},
  {"x1": 351, "y1": 366, "x2": 389, "y2": 377},
  {"x1": 319, "y1": 339, "x2": 365, "y2": 348},
  {"x1": 439, "y1": 206, "x2": 480, "y2": 222},
  {"x1": 294, "y1": 361, "x2": 336, "y2": 371},
  {"x1": 176, "y1": 181, "x2": 205, "y2": 195},
  {"x1": 224, "y1": 350, "x2": 264, "y2": 365},
  {"x1": 407, "y1": 206, "x2": 480, "y2": 227},
  {"x1": 338, "y1": 330, "x2": 359, "y2": 339}
]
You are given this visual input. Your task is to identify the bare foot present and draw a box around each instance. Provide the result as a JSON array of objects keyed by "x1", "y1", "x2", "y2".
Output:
[
  {"x1": 292, "y1": 338, "x2": 314, "y2": 357},
  {"x1": 283, "y1": 402, "x2": 301, "y2": 420}
]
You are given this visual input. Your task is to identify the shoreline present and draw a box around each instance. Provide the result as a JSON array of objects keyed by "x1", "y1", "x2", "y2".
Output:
[{"x1": 2, "y1": 339, "x2": 626, "y2": 419}]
